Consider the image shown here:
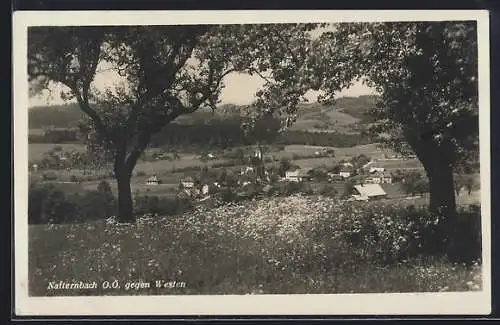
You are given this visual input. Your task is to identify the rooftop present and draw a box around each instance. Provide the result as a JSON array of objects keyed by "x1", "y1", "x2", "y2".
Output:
[{"x1": 353, "y1": 184, "x2": 387, "y2": 197}]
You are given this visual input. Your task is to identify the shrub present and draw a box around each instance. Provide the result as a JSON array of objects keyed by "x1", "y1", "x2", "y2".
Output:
[
  {"x1": 28, "y1": 182, "x2": 116, "y2": 224},
  {"x1": 28, "y1": 184, "x2": 79, "y2": 224},
  {"x1": 304, "y1": 201, "x2": 481, "y2": 266},
  {"x1": 319, "y1": 184, "x2": 338, "y2": 197},
  {"x1": 135, "y1": 195, "x2": 194, "y2": 217},
  {"x1": 42, "y1": 172, "x2": 58, "y2": 181}
]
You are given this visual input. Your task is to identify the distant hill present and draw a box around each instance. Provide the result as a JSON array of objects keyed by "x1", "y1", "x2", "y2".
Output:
[
  {"x1": 333, "y1": 95, "x2": 378, "y2": 123},
  {"x1": 28, "y1": 95, "x2": 378, "y2": 131},
  {"x1": 28, "y1": 103, "x2": 85, "y2": 129}
]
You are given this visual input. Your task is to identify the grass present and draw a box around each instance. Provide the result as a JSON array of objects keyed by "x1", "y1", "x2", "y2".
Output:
[
  {"x1": 373, "y1": 159, "x2": 424, "y2": 170},
  {"x1": 29, "y1": 195, "x2": 482, "y2": 296}
]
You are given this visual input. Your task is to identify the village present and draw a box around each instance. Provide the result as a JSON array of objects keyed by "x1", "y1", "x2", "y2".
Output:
[{"x1": 142, "y1": 146, "x2": 418, "y2": 204}]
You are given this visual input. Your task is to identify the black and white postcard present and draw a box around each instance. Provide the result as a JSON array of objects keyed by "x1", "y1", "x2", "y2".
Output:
[{"x1": 13, "y1": 10, "x2": 491, "y2": 316}]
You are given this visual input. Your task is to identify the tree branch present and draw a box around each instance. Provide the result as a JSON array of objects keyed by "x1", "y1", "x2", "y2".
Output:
[{"x1": 248, "y1": 68, "x2": 274, "y2": 84}]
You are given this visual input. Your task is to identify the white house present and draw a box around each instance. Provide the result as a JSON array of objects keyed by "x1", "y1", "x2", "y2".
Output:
[
  {"x1": 365, "y1": 171, "x2": 393, "y2": 184},
  {"x1": 327, "y1": 172, "x2": 344, "y2": 182},
  {"x1": 352, "y1": 184, "x2": 387, "y2": 201},
  {"x1": 240, "y1": 166, "x2": 255, "y2": 175},
  {"x1": 254, "y1": 148, "x2": 262, "y2": 160},
  {"x1": 314, "y1": 149, "x2": 327, "y2": 156},
  {"x1": 180, "y1": 176, "x2": 195, "y2": 189},
  {"x1": 342, "y1": 162, "x2": 354, "y2": 168},
  {"x1": 202, "y1": 183, "x2": 219, "y2": 195},
  {"x1": 285, "y1": 168, "x2": 310, "y2": 182},
  {"x1": 207, "y1": 153, "x2": 216, "y2": 159},
  {"x1": 339, "y1": 166, "x2": 354, "y2": 178},
  {"x1": 146, "y1": 175, "x2": 161, "y2": 185}
]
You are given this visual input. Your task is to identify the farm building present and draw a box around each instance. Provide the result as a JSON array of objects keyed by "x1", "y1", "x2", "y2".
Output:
[
  {"x1": 146, "y1": 175, "x2": 161, "y2": 185},
  {"x1": 201, "y1": 183, "x2": 218, "y2": 195},
  {"x1": 240, "y1": 166, "x2": 255, "y2": 175},
  {"x1": 327, "y1": 172, "x2": 344, "y2": 182},
  {"x1": 339, "y1": 166, "x2": 354, "y2": 178},
  {"x1": 352, "y1": 184, "x2": 388, "y2": 201},
  {"x1": 285, "y1": 168, "x2": 311, "y2": 182},
  {"x1": 180, "y1": 176, "x2": 196, "y2": 189},
  {"x1": 365, "y1": 171, "x2": 393, "y2": 184}
]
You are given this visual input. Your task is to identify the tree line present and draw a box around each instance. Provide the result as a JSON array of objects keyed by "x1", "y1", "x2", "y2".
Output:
[{"x1": 29, "y1": 116, "x2": 369, "y2": 150}]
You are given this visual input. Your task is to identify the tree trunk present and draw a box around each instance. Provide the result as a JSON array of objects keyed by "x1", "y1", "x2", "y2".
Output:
[
  {"x1": 115, "y1": 162, "x2": 134, "y2": 223},
  {"x1": 420, "y1": 150, "x2": 461, "y2": 259},
  {"x1": 427, "y1": 158, "x2": 456, "y2": 218},
  {"x1": 412, "y1": 137, "x2": 459, "y2": 259}
]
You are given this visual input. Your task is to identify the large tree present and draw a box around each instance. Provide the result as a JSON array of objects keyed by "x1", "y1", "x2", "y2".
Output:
[
  {"x1": 28, "y1": 24, "x2": 317, "y2": 222},
  {"x1": 314, "y1": 22, "x2": 479, "y2": 223}
]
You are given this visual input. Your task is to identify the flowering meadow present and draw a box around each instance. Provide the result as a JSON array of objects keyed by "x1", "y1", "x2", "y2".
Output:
[{"x1": 29, "y1": 195, "x2": 482, "y2": 296}]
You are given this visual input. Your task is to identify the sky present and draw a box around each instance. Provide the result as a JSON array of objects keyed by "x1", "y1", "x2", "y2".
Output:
[{"x1": 28, "y1": 69, "x2": 377, "y2": 108}]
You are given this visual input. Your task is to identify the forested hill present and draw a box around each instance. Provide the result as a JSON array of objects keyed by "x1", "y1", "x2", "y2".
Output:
[
  {"x1": 28, "y1": 95, "x2": 378, "y2": 131},
  {"x1": 29, "y1": 103, "x2": 85, "y2": 129}
]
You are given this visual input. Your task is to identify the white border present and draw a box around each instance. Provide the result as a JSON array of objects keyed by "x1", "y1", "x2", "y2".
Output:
[{"x1": 13, "y1": 10, "x2": 491, "y2": 316}]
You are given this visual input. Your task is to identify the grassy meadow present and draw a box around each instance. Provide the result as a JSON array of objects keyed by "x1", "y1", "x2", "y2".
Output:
[{"x1": 28, "y1": 195, "x2": 482, "y2": 296}]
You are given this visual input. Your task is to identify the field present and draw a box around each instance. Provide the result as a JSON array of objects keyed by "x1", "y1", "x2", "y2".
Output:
[
  {"x1": 28, "y1": 195, "x2": 482, "y2": 296},
  {"x1": 29, "y1": 143, "x2": 87, "y2": 161},
  {"x1": 283, "y1": 143, "x2": 389, "y2": 159},
  {"x1": 374, "y1": 159, "x2": 424, "y2": 170},
  {"x1": 289, "y1": 108, "x2": 360, "y2": 133}
]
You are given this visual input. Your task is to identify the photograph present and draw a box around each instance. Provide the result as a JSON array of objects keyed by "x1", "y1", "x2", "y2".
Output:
[{"x1": 13, "y1": 10, "x2": 491, "y2": 316}]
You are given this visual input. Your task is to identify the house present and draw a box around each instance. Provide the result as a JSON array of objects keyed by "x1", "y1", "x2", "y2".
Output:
[
  {"x1": 352, "y1": 184, "x2": 388, "y2": 201},
  {"x1": 315, "y1": 149, "x2": 327, "y2": 156},
  {"x1": 369, "y1": 167, "x2": 385, "y2": 174},
  {"x1": 238, "y1": 177, "x2": 252, "y2": 187},
  {"x1": 285, "y1": 168, "x2": 311, "y2": 182},
  {"x1": 327, "y1": 172, "x2": 344, "y2": 182},
  {"x1": 339, "y1": 166, "x2": 354, "y2": 178},
  {"x1": 365, "y1": 171, "x2": 393, "y2": 184},
  {"x1": 254, "y1": 148, "x2": 262, "y2": 160},
  {"x1": 202, "y1": 183, "x2": 218, "y2": 196},
  {"x1": 240, "y1": 166, "x2": 255, "y2": 175},
  {"x1": 180, "y1": 176, "x2": 196, "y2": 189},
  {"x1": 207, "y1": 153, "x2": 216, "y2": 159},
  {"x1": 342, "y1": 162, "x2": 354, "y2": 168},
  {"x1": 146, "y1": 175, "x2": 161, "y2": 185}
]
